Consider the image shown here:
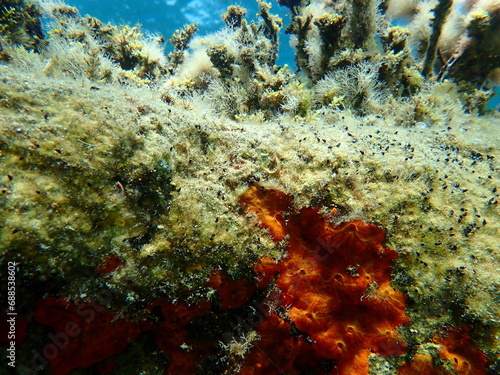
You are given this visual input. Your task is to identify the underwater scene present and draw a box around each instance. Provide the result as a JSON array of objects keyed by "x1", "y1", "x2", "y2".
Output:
[{"x1": 0, "y1": 0, "x2": 499, "y2": 374}]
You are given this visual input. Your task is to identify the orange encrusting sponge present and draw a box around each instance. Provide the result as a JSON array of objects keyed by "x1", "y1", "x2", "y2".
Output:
[
  {"x1": 434, "y1": 326, "x2": 487, "y2": 375},
  {"x1": 398, "y1": 326, "x2": 487, "y2": 375},
  {"x1": 239, "y1": 185, "x2": 409, "y2": 375}
]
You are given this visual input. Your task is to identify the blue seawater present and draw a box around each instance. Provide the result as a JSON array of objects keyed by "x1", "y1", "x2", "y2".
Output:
[
  {"x1": 65, "y1": 0, "x2": 498, "y2": 109},
  {"x1": 64, "y1": 0, "x2": 294, "y2": 67}
]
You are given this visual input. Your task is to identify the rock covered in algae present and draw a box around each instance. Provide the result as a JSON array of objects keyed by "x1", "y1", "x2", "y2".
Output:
[{"x1": 0, "y1": 0, "x2": 499, "y2": 374}]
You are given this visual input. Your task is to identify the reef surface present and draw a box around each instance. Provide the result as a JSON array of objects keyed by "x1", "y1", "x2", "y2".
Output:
[{"x1": 0, "y1": 0, "x2": 499, "y2": 374}]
